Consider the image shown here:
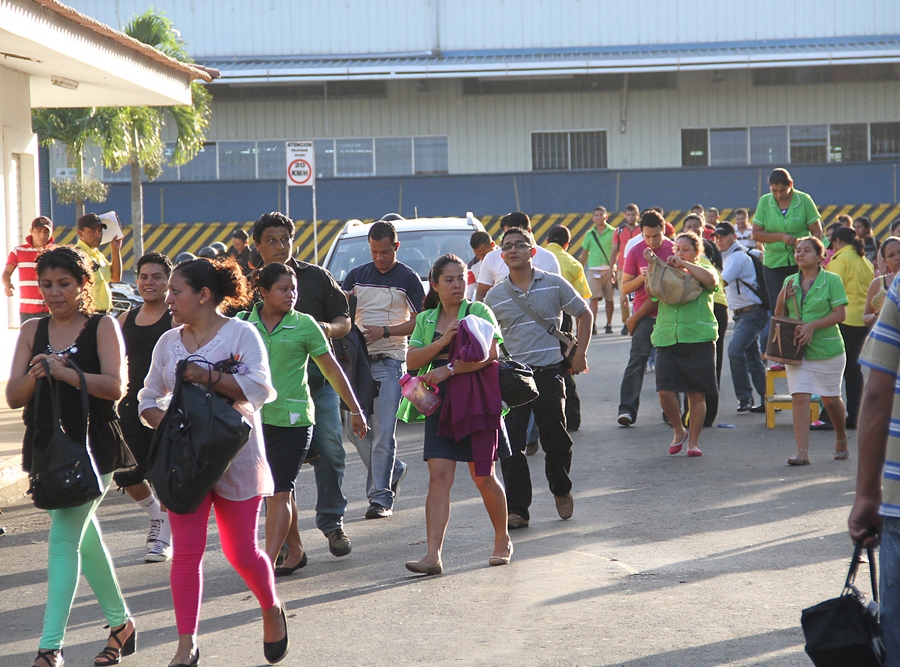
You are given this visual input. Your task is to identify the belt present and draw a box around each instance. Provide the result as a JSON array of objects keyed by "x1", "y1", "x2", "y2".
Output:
[
  {"x1": 368, "y1": 353, "x2": 394, "y2": 363},
  {"x1": 734, "y1": 304, "x2": 761, "y2": 315}
]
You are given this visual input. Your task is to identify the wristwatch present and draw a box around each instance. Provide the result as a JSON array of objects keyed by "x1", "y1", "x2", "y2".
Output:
[{"x1": 382, "y1": 326, "x2": 390, "y2": 339}]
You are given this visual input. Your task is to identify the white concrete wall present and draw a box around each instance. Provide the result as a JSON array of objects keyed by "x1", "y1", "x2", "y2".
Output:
[
  {"x1": 194, "y1": 72, "x2": 900, "y2": 172},
  {"x1": 0, "y1": 64, "x2": 39, "y2": 380},
  {"x1": 65, "y1": 0, "x2": 900, "y2": 58}
]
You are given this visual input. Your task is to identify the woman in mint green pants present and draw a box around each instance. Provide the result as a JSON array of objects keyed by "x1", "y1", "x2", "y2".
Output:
[{"x1": 7, "y1": 246, "x2": 136, "y2": 667}]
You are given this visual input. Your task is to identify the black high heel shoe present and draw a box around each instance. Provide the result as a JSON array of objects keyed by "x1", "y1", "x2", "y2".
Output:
[
  {"x1": 94, "y1": 620, "x2": 136, "y2": 666},
  {"x1": 168, "y1": 646, "x2": 199, "y2": 667},
  {"x1": 32, "y1": 648, "x2": 63, "y2": 667},
  {"x1": 263, "y1": 602, "x2": 289, "y2": 664}
]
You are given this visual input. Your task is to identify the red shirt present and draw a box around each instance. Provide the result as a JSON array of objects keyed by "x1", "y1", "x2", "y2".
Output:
[
  {"x1": 623, "y1": 238, "x2": 675, "y2": 317},
  {"x1": 6, "y1": 235, "x2": 52, "y2": 314},
  {"x1": 613, "y1": 224, "x2": 642, "y2": 271}
]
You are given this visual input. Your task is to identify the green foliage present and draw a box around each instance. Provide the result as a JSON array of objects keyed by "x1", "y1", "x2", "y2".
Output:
[{"x1": 52, "y1": 177, "x2": 108, "y2": 205}]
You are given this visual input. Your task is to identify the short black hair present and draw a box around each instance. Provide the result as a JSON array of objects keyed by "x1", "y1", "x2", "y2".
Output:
[
  {"x1": 547, "y1": 225, "x2": 570, "y2": 246},
  {"x1": 136, "y1": 251, "x2": 173, "y2": 277},
  {"x1": 499, "y1": 211, "x2": 531, "y2": 231},
  {"x1": 469, "y1": 230, "x2": 492, "y2": 249},
  {"x1": 640, "y1": 209, "x2": 665, "y2": 229},
  {"x1": 368, "y1": 220, "x2": 398, "y2": 244},
  {"x1": 768, "y1": 168, "x2": 792, "y2": 186},
  {"x1": 232, "y1": 229, "x2": 248, "y2": 241},
  {"x1": 501, "y1": 227, "x2": 535, "y2": 247},
  {"x1": 251, "y1": 212, "x2": 294, "y2": 245}
]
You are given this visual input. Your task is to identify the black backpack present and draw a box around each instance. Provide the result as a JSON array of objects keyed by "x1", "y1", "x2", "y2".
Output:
[{"x1": 734, "y1": 246, "x2": 770, "y2": 311}]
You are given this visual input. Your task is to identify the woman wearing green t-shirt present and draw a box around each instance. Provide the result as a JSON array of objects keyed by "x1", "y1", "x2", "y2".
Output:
[
  {"x1": 240, "y1": 263, "x2": 367, "y2": 575},
  {"x1": 402, "y1": 254, "x2": 512, "y2": 575},
  {"x1": 649, "y1": 232, "x2": 719, "y2": 458},
  {"x1": 776, "y1": 237, "x2": 849, "y2": 466}
]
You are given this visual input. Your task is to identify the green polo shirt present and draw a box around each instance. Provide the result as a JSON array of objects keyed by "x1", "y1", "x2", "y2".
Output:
[
  {"x1": 397, "y1": 299, "x2": 501, "y2": 423},
  {"x1": 239, "y1": 304, "x2": 329, "y2": 427},
  {"x1": 782, "y1": 269, "x2": 848, "y2": 360},
  {"x1": 650, "y1": 255, "x2": 719, "y2": 348},
  {"x1": 752, "y1": 189, "x2": 820, "y2": 268},
  {"x1": 579, "y1": 225, "x2": 614, "y2": 268}
]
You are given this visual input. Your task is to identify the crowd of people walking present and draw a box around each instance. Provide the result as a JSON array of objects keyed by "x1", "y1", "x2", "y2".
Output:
[{"x1": 8, "y1": 165, "x2": 900, "y2": 666}]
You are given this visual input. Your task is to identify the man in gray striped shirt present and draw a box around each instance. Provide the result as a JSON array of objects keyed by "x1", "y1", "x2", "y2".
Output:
[{"x1": 485, "y1": 228, "x2": 592, "y2": 529}]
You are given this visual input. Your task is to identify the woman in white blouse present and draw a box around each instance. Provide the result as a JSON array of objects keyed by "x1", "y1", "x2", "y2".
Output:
[{"x1": 139, "y1": 258, "x2": 288, "y2": 667}]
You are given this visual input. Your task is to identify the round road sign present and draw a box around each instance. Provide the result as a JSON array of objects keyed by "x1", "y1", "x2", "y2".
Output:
[{"x1": 288, "y1": 158, "x2": 312, "y2": 185}]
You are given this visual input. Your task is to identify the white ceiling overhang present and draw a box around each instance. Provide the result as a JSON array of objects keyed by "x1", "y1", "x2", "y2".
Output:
[{"x1": 1, "y1": 0, "x2": 211, "y2": 107}]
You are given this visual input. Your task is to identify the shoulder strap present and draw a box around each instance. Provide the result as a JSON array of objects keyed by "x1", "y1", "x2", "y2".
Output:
[
  {"x1": 589, "y1": 228, "x2": 611, "y2": 265},
  {"x1": 35, "y1": 358, "x2": 90, "y2": 439},
  {"x1": 502, "y1": 279, "x2": 569, "y2": 345}
]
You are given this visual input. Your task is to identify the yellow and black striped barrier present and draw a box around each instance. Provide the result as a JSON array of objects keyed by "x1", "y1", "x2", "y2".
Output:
[{"x1": 51, "y1": 203, "x2": 900, "y2": 268}]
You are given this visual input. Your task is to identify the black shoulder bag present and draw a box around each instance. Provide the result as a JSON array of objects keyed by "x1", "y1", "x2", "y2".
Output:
[
  {"x1": 28, "y1": 359, "x2": 103, "y2": 510},
  {"x1": 503, "y1": 280, "x2": 578, "y2": 370},
  {"x1": 147, "y1": 355, "x2": 252, "y2": 515},
  {"x1": 801, "y1": 536, "x2": 884, "y2": 666},
  {"x1": 497, "y1": 342, "x2": 539, "y2": 408}
]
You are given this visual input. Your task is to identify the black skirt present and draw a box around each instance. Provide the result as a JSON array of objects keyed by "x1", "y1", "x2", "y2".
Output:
[{"x1": 655, "y1": 341, "x2": 718, "y2": 396}]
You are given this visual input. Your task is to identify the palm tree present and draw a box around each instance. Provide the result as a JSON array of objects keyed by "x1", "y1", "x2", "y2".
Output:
[
  {"x1": 31, "y1": 107, "x2": 122, "y2": 219},
  {"x1": 103, "y1": 9, "x2": 212, "y2": 268}
]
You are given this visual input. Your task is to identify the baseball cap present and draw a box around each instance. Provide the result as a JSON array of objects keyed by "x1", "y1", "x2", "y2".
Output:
[
  {"x1": 713, "y1": 222, "x2": 736, "y2": 237},
  {"x1": 31, "y1": 216, "x2": 52, "y2": 229},
  {"x1": 77, "y1": 213, "x2": 107, "y2": 230}
]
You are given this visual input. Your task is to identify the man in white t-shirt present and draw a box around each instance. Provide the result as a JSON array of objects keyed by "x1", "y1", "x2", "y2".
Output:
[
  {"x1": 465, "y1": 230, "x2": 495, "y2": 301},
  {"x1": 475, "y1": 212, "x2": 561, "y2": 301}
]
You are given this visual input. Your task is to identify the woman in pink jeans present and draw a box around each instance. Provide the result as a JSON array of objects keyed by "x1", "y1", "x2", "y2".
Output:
[{"x1": 139, "y1": 257, "x2": 288, "y2": 666}]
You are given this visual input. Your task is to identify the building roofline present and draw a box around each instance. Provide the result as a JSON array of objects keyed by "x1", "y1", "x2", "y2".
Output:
[{"x1": 31, "y1": 0, "x2": 215, "y2": 82}]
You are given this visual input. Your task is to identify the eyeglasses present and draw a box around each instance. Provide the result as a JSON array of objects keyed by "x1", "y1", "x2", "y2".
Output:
[
  {"x1": 264, "y1": 237, "x2": 292, "y2": 247},
  {"x1": 501, "y1": 242, "x2": 533, "y2": 252}
]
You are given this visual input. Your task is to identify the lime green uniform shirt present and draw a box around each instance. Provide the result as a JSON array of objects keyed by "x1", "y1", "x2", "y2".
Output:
[
  {"x1": 579, "y1": 225, "x2": 614, "y2": 268},
  {"x1": 752, "y1": 189, "x2": 820, "y2": 268},
  {"x1": 240, "y1": 304, "x2": 329, "y2": 427},
  {"x1": 650, "y1": 255, "x2": 719, "y2": 347},
  {"x1": 397, "y1": 299, "x2": 501, "y2": 423},
  {"x1": 782, "y1": 269, "x2": 848, "y2": 360}
]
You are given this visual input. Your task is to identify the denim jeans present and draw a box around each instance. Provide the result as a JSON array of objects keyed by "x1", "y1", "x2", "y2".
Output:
[
  {"x1": 882, "y1": 517, "x2": 900, "y2": 666},
  {"x1": 306, "y1": 366, "x2": 347, "y2": 534},
  {"x1": 728, "y1": 307, "x2": 769, "y2": 405},
  {"x1": 618, "y1": 316, "x2": 655, "y2": 421},
  {"x1": 347, "y1": 357, "x2": 406, "y2": 509},
  {"x1": 501, "y1": 367, "x2": 573, "y2": 520}
]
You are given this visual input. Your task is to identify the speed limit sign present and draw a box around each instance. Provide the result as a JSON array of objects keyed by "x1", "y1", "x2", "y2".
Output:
[{"x1": 286, "y1": 141, "x2": 315, "y2": 187}]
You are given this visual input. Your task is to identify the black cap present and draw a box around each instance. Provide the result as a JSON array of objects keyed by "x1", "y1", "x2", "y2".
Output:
[
  {"x1": 713, "y1": 222, "x2": 735, "y2": 237},
  {"x1": 77, "y1": 213, "x2": 107, "y2": 230}
]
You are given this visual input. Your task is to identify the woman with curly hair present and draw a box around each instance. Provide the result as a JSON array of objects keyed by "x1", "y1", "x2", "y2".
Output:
[
  {"x1": 6, "y1": 246, "x2": 137, "y2": 667},
  {"x1": 139, "y1": 257, "x2": 288, "y2": 666}
]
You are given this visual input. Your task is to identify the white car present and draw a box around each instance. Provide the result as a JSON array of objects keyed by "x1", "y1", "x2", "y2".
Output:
[{"x1": 322, "y1": 213, "x2": 487, "y2": 290}]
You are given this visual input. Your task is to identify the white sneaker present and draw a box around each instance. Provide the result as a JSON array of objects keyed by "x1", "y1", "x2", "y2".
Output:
[
  {"x1": 145, "y1": 539, "x2": 172, "y2": 562},
  {"x1": 146, "y1": 518, "x2": 163, "y2": 548}
]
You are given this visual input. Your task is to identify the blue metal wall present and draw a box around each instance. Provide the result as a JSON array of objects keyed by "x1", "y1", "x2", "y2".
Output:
[{"x1": 49, "y1": 162, "x2": 899, "y2": 227}]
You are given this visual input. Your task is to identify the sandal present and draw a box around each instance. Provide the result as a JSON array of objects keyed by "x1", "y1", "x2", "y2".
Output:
[
  {"x1": 33, "y1": 649, "x2": 63, "y2": 667},
  {"x1": 94, "y1": 620, "x2": 136, "y2": 666},
  {"x1": 787, "y1": 450, "x2": 811, "y2": 466},
  {"x1": 835, "y1": 438, "x2": 850, "y2": 460}
]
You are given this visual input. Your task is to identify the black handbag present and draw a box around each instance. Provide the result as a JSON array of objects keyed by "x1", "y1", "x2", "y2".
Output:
[
  {"x1": 801, "y1": 539, "x2": 885, "y2": 667},
  {"x1": 27, "y1": 359, "x2": 104, "y2": 510},
  {"x1": 497, "y1": 343, "x2": 539, "y2": 408},
  {"x1": 147, "y1": 355, "x2": 252, "y2": 515}
]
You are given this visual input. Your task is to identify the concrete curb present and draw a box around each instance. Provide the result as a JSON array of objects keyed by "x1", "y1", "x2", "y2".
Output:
[{"x1": 0, "y1": 456, "x2": 28, "y2": 507}]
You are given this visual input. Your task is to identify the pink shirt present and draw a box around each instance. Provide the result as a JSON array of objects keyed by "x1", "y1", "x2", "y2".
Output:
[{"x1": 623, "y1": 238, "x2": 675, "y2": 316}]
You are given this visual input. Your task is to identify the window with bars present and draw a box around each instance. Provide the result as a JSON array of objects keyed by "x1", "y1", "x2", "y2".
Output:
[
  {"x1": 750, "y1": 126, "x2": 788, "y2": 165},
  {"x1": 829, "y1": 124, "x2": 868, "y2": 162},
  {"x1": 531, "y1": 131, "x2": 607, "y2": 171},
  {"x1": 871, "y1": 123, "x2": 900, "y2": 161},
  {"x1": 709, "y1": 128, "x2": 748, "y2": 166}
]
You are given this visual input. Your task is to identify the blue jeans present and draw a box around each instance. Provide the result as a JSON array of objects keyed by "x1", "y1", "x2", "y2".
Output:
[
  {"x1": 618, "y1": 316, "x2": 655, "y2": 421},
  {"x1": 306, "y1": 366, "x2": 347, "y2": 534},
  {"x1": 728, "y1": 307, "x2": 769, "y2": 405},
  {"x1": 348, "y1": 357, "x2": 406, "y2": 509},
  {"x1": 883, "y1": 517, "x2": 900, "y2": 666}
]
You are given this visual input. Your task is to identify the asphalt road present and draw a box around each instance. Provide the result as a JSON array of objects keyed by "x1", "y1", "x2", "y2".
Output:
[{"x1": 0, "y1": 328, "x2": 864, "y2": 666}]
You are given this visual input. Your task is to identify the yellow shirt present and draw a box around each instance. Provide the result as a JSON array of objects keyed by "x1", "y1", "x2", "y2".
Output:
[
  {"x1": 826, "y1": 245, "x2": 874, "y2": 327},
  {"x1": 76, "y1": 238, "x2": 112, "y2": 312},
  {"x1": 545, "y1": 243, "x2": 592, "y2": 299}
]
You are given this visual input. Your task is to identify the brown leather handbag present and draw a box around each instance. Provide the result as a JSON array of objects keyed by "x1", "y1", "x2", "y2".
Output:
[{"x1": 764, "y1": 283, "x2": 806, "y2": 365}]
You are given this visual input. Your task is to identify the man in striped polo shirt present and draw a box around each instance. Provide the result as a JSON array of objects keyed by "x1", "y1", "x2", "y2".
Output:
[
  {"x1": 3, "y1": 216, "x2": 53, "y2": 322},
  {"x1": 485, "y1": 227, "x2": 592, "y2": 529}
]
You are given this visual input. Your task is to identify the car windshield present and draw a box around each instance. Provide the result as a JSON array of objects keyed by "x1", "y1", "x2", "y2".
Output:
[{"x1": 325, "y1": 230, "x2": 477, "y2": 283}]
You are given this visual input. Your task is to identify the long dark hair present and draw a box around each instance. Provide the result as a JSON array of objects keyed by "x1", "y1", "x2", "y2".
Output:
[
  {"x1": 173, "y1": 257, "x2": 249, "y2": 311},
  {"x1": 36, "y1": 246, "x2": 95, "y2": 315},
  {"x1": 423, "y1": 254, "x2": 466, "y2": 310},
  {"x1": 831, "y1": 226, "x2": 865, "y2": 257}
]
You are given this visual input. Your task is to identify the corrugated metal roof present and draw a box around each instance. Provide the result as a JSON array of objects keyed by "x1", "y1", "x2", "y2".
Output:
[{"x1": 199, "y1": 35, "x2": 900, "y2": 83}]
